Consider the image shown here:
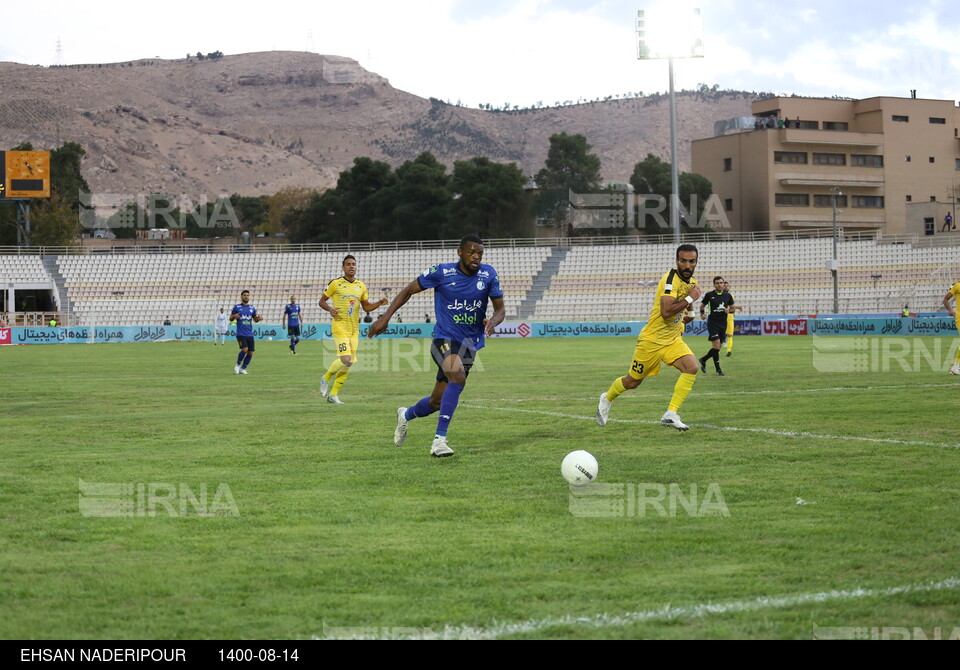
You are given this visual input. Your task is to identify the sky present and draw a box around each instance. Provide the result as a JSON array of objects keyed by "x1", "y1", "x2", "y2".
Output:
[{"x1": 3, "y1": 0, "x2": 958, "y2": 109}]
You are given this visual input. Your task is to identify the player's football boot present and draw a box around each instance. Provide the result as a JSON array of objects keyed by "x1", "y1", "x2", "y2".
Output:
[
  {"x1": 327, "y1": 395, "x2": 344, "y2": 405},
  {"x1": 660, "y1": 410, "x2": 689, "y2": 431},
  {"x1": 430, "y1": 436, "x2": 454, "y2": 457},
  {"x1": 596, "y1": 393, "x2": 612, "y2": 427},
  {"x1": 394, "y1": 407, "x2": 409, "y2": 446}
]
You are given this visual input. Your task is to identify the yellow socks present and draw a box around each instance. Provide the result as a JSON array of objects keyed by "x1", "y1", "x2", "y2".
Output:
[{"x1": 668, "y1": 373, "x2": 696, "y2": 413}]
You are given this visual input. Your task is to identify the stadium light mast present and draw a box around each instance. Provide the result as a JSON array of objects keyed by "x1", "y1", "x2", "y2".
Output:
[
  {"x1": 636, "y1": 5, "x2": 704, "y2": 244},
  {"x1": 830, "y1": 186, "x2": 842, "y2": 314}
]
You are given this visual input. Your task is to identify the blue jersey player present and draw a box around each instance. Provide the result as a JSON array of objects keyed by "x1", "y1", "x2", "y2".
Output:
[
  {"x1": 283, "y1": 296, "x2": 302, "y2": 354},
  {"x1": 230, "y1": 290, "x2": 262, "y2": 374},
  {"x1": 368, "y1": 235, "x2": 505, "y2": 458}
]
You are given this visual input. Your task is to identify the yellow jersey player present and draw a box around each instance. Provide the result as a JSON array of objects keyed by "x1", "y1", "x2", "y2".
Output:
[
  {"x1": 318, "y1": 255, "x2": 388, "y2": 404},
  {"x1": 723, "y1": 280, "x2": 742, "y2": 356},
  {"x1": 597, "y1": 244, "x2": 703, "y2": 430},
  {"x1": 944, "y1": 281, "x2": 960, "y2": 375}
]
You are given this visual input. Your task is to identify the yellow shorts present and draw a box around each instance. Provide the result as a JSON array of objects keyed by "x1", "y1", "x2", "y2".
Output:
[
  {"x1": 726, "y1": 315, "x2": 735, "y2": 336},
  {"x1": 332, "y1": 333, "x2": 360, "y2": 361},
  {"x1": 627, "y1": 337, "x2": 694, "y2": 380}
]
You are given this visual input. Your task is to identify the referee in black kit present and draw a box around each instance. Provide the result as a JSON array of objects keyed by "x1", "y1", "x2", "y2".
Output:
[{"x1": 698, "y1": 276, "x2": 735, "y2": 376}]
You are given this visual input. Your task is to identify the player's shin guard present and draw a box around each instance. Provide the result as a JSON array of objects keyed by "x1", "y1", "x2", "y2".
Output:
[
  {"x1": 605, "y1": 376, "x2": 627, "y2": 403},
  {"x1": 323, "y1": 358, "x2": 345, "y2": 381},
  {"x1": 236, "y1": 351, "x2": 245, "y2": 365},
  {"x1": 726, "y1": 336, "x2": 733, "y2": 353},
  {"x1": 242, "y1": 352, "x2": 253, "y2": 369},
  {"x1": 667, "y1": 373, "x2": 696, "y2": 413},
  {"x1": 331, "y1": 367, "x2": 350, "y2": 395},
  {"x1": 435, "y1": 383, "x2": 464, "y2": 437}
]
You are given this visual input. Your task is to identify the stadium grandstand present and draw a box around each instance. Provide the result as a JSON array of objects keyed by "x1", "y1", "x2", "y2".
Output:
[{"x1": 2, "y1": 230, "x2": 959, "y2": 327}]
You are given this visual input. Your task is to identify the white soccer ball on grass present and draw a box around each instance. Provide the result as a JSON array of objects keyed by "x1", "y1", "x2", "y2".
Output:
[{"x1": 561, "y1": 450, "x2": 599, "y2": 486}]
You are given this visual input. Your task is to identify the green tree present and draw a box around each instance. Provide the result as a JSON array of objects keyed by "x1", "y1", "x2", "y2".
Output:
[
  {"x1": 391, "y1": 152, "x2": 451, "y2": 241},
  {"x1": 535, "y1": 132, "x2": 602, "y2": 193},
  {"x1": 534, "y1": 133, "x2": 603, "y2": 236},
  {"x1": 447, "y1": 157, "x2": 527, "y2": 239},
  {"x1": 630, "y1": 153, "x2": 713, "y2": 234},
  {"x1": 290, "y1": 157, "x2": 398, "y2": 243}
]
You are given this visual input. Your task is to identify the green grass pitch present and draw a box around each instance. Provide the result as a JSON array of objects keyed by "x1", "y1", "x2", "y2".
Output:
[{"x1": 1, "y1": 335, "x2": 958, "y2": 639}]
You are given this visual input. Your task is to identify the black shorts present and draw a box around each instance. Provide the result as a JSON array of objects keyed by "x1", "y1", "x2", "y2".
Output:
[
  {"x1": 287, "y1": 326, "x2": 301, "y2": 337},
  {"x1": 707, "y1": 321, "x2": 727, "y2": 343},
  {"x1": 431, "y1": 339, "x2": 477, "y2": 383},
  {"x1": 236, "y1": 335, "x2": 256, "y2": 351}
]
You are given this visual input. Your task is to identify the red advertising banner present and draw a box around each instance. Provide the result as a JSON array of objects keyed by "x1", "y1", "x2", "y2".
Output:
[
  {"x1": 787, "y1": 319, "x2": 808, "y2": 335},
  {"x1": 0, "y1": 328, "x2": 11, "y2": 345}
]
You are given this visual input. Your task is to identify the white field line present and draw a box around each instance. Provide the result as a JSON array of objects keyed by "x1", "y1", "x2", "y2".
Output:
[
  {"x1": 315, "y1": 577, "x2": 960, "y2": 640},
  {"x1": 472, "y1": 382, "x2": 960, "y2": 403},
  {"x1": 458, "y1": 403, "x2": 960, "y2": 450}
]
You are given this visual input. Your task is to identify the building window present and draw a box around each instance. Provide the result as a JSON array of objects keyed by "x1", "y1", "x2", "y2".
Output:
[
  {"x1": 906, "y1": 195, "x2": 912, "y2": 202},
  {"x1": 925, "y1": 218, "x2": 935, "y2": 236},
  {"x1": 929, "y1": 157, "x2": 935, "y2": 163},
  {"x1": 775, "y1": 193, "x2": 810, "y2": 207},
  {"x1": 724, "y1": 198, "x2": 733, "y2": 212},
  {"x1": 723, "y1": 157, "x2": 732, "y2": 172},
  {"x1": 814, "y1": 194, "x2": 847, "y2": 207},
  {"x1": 823, "y1": 121, "x2": 848, "y2": 131},
  {"x1": 851, "y1": 154, "x2": 884, "y2": 168},
  {"x1": 905, "y1": 156, "x2": 911, "y2": 162},
  {"x1": 813, "y1": 153, "x2": 846, "y2": 166},
  {"x1": 930, "y1": 196, "x2": 937, "y2": 202},
  {"x1": 852, "y1": 196, "x2": 884, "y2": 208},
  {"x1": 956, "y1": 158, "x2": 960, "y2": 170},
  {"x1": 929, "y1": 117, "x2": 946, "y2": 124},
  {"x1": 774, "y1": 151, "x2": 808, "y2": 164},
  {"x1": 892, "y1": 115, "x2": 909, "y2": 122}
]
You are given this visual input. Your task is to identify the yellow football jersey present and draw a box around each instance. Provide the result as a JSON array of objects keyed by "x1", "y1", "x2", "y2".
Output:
[
  {"x1": 324, "y1": 277, "x2": 369, "y2": 337},
  {"x1": 951, "y1": 282, "x2": 960, "y2": 301},
  {"x1": 640, "y1": 269, "x2": 698, "y2": 346}
]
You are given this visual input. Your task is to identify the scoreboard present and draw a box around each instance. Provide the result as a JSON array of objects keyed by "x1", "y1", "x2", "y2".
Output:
[{"x1": 0, "y1": 150, "x2": 51, "y2": 198}]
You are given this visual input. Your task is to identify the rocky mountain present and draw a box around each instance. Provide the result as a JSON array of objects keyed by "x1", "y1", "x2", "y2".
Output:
[{"x1": 0, "y1": 51, "x2": 756, "y2": 196}]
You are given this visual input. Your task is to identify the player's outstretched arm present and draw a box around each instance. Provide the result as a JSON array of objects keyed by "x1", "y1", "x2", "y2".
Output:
[
  {"x1": 483, "y1": 297, "x2": 506, "y2": 337},
  {"x1": 368, "y1": 279, "x2": 423, "y2": 338},
  {"x1": 361, "y1": 297, "x2": 389, "y2": 312}
]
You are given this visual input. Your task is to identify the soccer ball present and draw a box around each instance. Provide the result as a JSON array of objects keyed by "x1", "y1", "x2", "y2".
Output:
[
  {"x1": 561, "y1": 450, "x2": 598, "y2": 486},
  {"x1": 267, "y1": 337, "x2": 273, "y2": 341}
]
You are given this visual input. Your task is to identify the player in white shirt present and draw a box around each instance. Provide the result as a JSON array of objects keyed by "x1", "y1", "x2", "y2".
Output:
[{"x1": 214, "y1": 307, "x2": 230, "y2": 346}]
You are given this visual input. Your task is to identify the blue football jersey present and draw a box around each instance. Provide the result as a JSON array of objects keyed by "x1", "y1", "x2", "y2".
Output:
[
  {"x1": 418, "y1": 262, "x2": 503, "y2": 350},
  {"x1": 284, "y1": 304, "x2": 301, "y2": 326},
  {"x1": 232, "y1": 304, "x2": 258, "y2": 337}
]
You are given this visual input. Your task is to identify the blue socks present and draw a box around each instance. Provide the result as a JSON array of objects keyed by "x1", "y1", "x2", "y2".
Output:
[
  {"x1": 236, "y1": 351, "x2": 245, "y2": 365},
  {"x1": 435, "y1": 383, "x2": 464, "y2": 438},
  {"x1": 242, "y1": 352, "x2": 252, "y2": 369},
  {"x1": 406, "y1": 396, "x2": 435, "y2": 421}
]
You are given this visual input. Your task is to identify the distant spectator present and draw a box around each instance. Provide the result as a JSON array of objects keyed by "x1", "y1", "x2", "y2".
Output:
[
  {"x1": 49, "y1": 317, "x2": 58, "y2": 328},
  {"x1": 163, "y1": 316, "x2": 172, "y2": 326},
  {"x1": 363, "y1": 313, "x2": 373, "y2": 323},
  {"x1": 425, "y1": 313, "x2": 431, "y2": 323},
  {"x1": 795, "y1": 116, "x2": 801, "y2": 128},
  {"x1": 902, "y1": 305, "x2": 910, "y2": 318},
  {"x1": 943, "y1": 213, "x2": 954, "y2": 232},
  {"x1": 777, "y1": 117, "x2": 785, "y2": 129}
]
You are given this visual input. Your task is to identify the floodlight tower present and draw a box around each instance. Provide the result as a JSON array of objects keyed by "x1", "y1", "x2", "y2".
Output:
[{"x1": 636, "y1": 6, "x2": 704, "y2": 244}]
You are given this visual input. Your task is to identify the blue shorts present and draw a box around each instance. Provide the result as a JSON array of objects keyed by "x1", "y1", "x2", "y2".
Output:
[
  {"x1": 287, "y1": 326, "x2": 301, "y2": 337},
  {"x1": 236, "y1": 335, "x2": 256, "y2": 351},
  {"x1": 431, "y1": 339, "x2": 477, "y2": 383}
]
